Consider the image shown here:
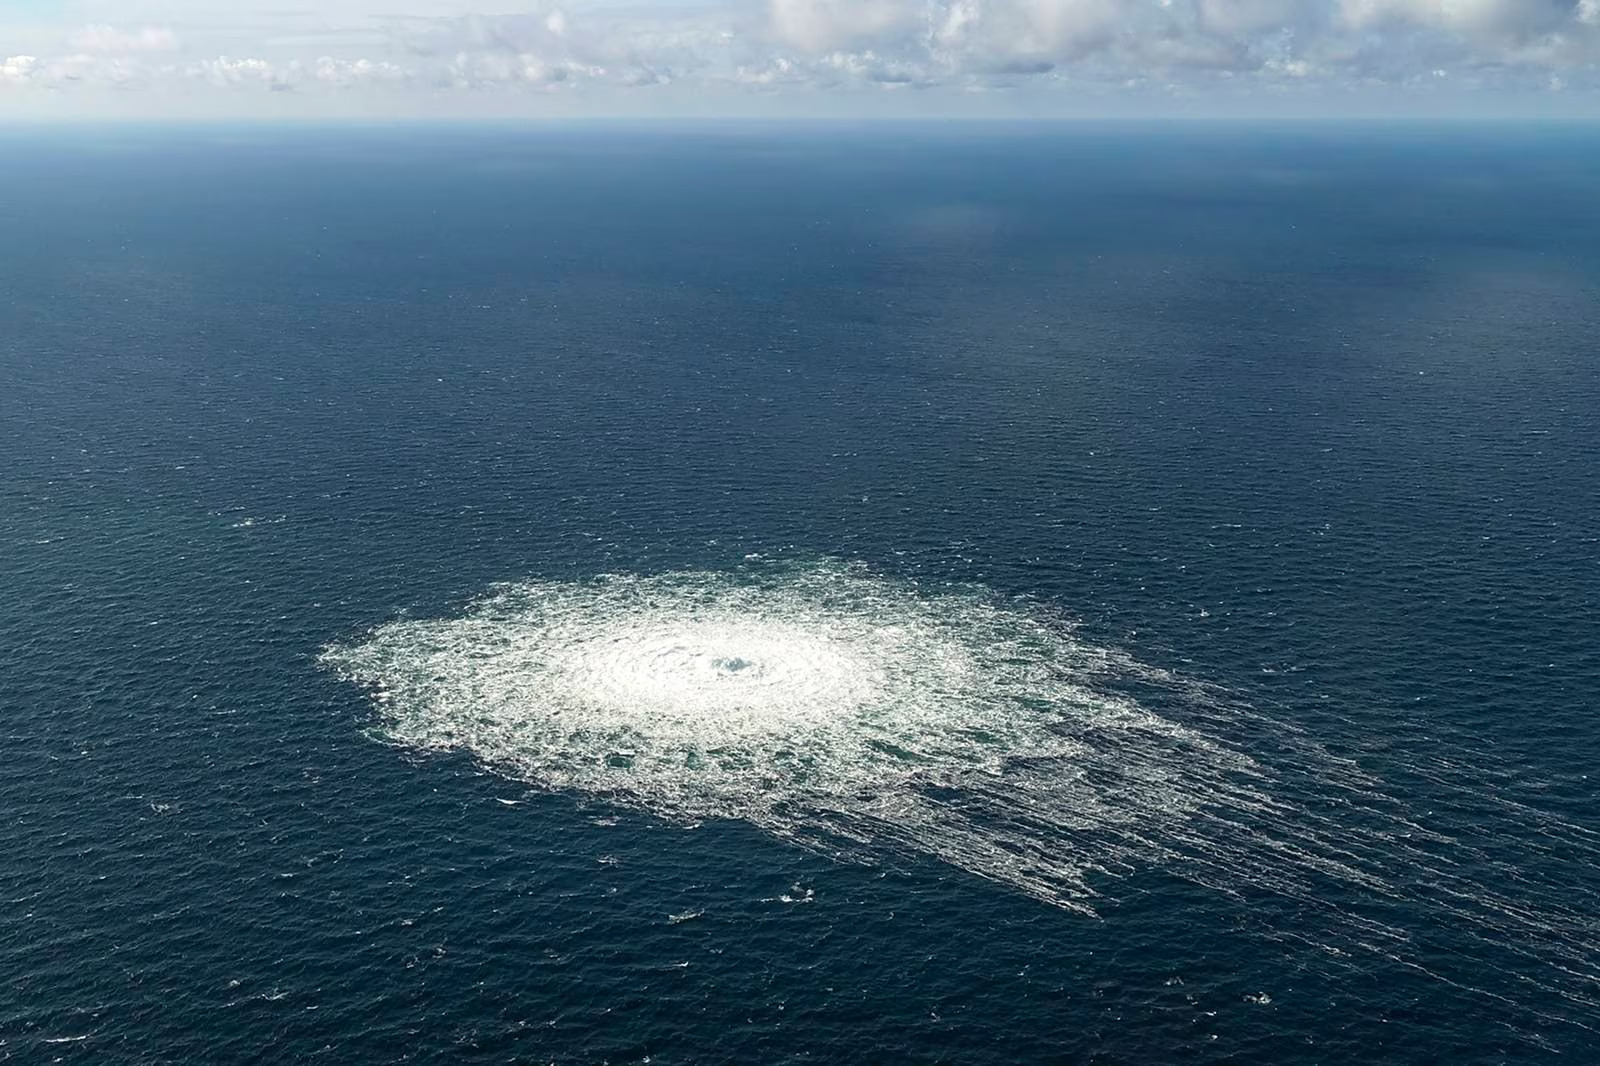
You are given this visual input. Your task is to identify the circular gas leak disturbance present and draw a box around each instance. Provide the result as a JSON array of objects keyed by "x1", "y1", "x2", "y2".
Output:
[
  {"x1": 321, "y1": 559, "x2": 1600, "y2": 1026},
  {"x1": 320, "y1": 559, "x2": 1275, "y2": 910}
]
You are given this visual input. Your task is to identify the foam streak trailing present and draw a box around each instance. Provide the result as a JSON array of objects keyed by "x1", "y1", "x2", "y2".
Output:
[{"x1": 322, "y1": 559, "x2": 1600, "y2": 1030}]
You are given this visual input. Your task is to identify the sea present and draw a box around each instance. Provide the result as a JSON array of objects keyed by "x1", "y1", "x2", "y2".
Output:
[{"x1": 2, "y1": 123, "x2": 1597, "y2": 1064}]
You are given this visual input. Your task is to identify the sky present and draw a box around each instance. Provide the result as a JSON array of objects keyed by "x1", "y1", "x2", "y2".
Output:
[{"x1": 1, "y1": 0, "x2": 1599, "y2": 119}]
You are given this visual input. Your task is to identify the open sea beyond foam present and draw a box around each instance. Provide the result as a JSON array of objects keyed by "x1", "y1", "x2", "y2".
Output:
[{"x1": 1, "y1": 124, "x2": 1598, "y2": 1064}]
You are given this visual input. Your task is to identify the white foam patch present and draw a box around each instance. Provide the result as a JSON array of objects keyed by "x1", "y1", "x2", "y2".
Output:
[
  {"x1": 322, "y1": 561, "x2": 1286, "y2": 909},
  {"x1": 322, "y1": 560, "x2": 1600, "y2": 1031}
]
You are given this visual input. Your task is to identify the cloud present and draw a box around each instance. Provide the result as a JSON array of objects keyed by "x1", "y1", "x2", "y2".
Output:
[
  {"x1": 1335, "y1": 0, "x2": 1600, "y2": 62},
  {"x1": 768, "y1": 0, "x2": 919, "y2": 51},
  {"x1": 182, "y1": 54, "x2": 413, "y2": 92},
  {"x1": 313, "y1": 56, "x2": 407, "y2": 87},
  {"x1": 1199, "y1": 0, "x2": 1321, "y2": 35},
  {"x1": 1, "y1": 55, "x2": 38, "y2": 85},
  {"x1": 195, "y1": 56, "x2": 289, "y2": 90},
  {"x1": 1, "y1": 1, "x2": 1598, "y2": 114},
  {"x1": 382, "y1": 4, "x2": 743, "y2": 91}
]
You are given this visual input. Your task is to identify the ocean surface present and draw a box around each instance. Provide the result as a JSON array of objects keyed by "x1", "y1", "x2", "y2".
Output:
[{"x1": 2, "y1": 123, "x2": 1598, "y2": 1064}]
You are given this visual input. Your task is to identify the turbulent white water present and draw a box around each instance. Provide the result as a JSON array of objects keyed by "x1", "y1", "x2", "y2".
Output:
[
  {"x1": 321, "y1": 560, "x2": 1332, "y2": 909},
  {"x1": 322, "y1": 559, "x2": 1600, "y2": 1023}
]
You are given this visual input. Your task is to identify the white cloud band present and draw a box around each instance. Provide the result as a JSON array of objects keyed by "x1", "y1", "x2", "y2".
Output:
[{"x1": 2, "y1": 2, "x2": 1597, "y2": 113}]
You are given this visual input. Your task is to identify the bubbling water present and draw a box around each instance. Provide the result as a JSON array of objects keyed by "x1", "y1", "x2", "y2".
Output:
[
  {"x1": 321, "y1": 560, "x2": 1277, "y2": 908},
  {"x1": 321, "y1": 559, "x2": 1600, "y2": 1031}
]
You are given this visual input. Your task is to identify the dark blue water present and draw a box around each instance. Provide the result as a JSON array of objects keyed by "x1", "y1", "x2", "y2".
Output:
[{"x1": 2, "y1": 124, "x2": 1598, "y2": 1063}]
